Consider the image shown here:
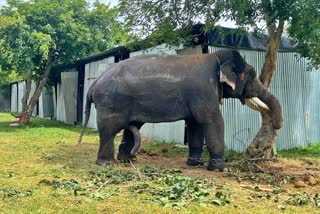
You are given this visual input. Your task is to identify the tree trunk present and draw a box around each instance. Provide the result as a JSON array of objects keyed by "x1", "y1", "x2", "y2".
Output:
[
  {"x1": 21, "y1": 70, "x2": 32, "y2": 115},
  {"x1": 246, "y1": 18, "x2": 284, "y2": 158},
  {"x1": 22, "y1": 51, "x2": 56, "y2": 124}
]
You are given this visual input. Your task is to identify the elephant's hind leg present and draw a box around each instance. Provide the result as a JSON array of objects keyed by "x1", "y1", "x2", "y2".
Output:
[{"x1": 96, "y1": 113, "x2": 128, "y2": 166}]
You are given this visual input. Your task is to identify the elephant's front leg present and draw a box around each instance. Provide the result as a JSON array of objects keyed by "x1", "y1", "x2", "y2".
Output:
[
  {"x1": 202, "y1": 111, "x2": 225, "y2": 171},
  {"x1": 186, "y1": 121, "x2": 204, "y2": 166}
]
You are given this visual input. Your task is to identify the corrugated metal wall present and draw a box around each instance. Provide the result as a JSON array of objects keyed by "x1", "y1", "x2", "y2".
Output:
[
  {"x1": 11, "y1": 84, "x2": 18, "y2": 112},
  {"x1": 209, "y1": 46, "x2": 320, "y2": 151},
  {"x1": 17, "y1": 82, "x2": 25, "y2": 113},
  {"x1": 53, "y1": 86, "x2": 57, "y2": 119},
  {"x1": 305, "y1": 70, "x2": 320, "y2": 143},
  {"x1": 130, "y1": 44, "x2": 180, "y2": 57},
  {"x1": 82, "y1": 57, "x2": 114, "y2": 129},
  {"x1": 39, "y1": 87, "x2": 54, "y2": 118},
  {"x1": 176, "y1": 45, "x2": 203, "y2": 55},
  {"x1": 10, "y1": 81, "x2": 38, "y2": 115},
  {"x1": 56, "y1": 71, "x2": 78, "y2": 124}
]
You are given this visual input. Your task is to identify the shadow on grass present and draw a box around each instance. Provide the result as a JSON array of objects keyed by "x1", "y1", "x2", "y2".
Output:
[{"x1": 44, "y1": 137, "x2": 121, "y2": 170}]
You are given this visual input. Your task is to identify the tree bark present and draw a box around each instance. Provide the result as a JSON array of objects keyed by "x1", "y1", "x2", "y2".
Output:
[
  {"x1": 21, "y1": 70, "x2": 32, "y2": 115},
  {"x1": 22, "y1": 51, "x2": 56, "y2": 124},
  {"x1": 246, "y1": 17, "x2": 284, "y2": 158}
]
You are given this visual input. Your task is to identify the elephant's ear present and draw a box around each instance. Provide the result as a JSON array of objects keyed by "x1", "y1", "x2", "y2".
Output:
[{"x1": 219, "y1": 62, "x2": 236, "y2": 91}]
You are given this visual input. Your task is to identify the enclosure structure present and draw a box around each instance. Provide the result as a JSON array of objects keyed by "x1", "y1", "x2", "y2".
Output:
[
  {"x1": 51, "y1": 26, "x2": 320, "y2": 151},
  {"x1": 122, "y1": 29, "x2": 320, "y2": 151},
  {"x1": 10, "y1": 81, "x2": 54, "y2": 118},
  {"x1": 54, "y1": 71, "x2": 78, "y2": 124},
  {"x1": 0, "y1": 85, "x2": 10, "y2": 111},
  {"x1": 53, "y1": 47, "x2": 130, "y2": 125},
  {"x1": 82, "y1": 57, "x2": 114, "y2": 128}
]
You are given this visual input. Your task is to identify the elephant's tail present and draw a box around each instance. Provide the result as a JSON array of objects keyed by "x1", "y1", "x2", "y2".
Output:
[{"x1": 78, "y1": 88, "x2": 93, "y2": 144}]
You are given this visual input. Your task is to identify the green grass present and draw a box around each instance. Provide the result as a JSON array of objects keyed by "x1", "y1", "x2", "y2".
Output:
[
  {"x1": 1, "y1": 112, "x2": 320, "y2": 213},
  {"x1": 278, "y1": 143, "x2": 320, "y2": 158}
]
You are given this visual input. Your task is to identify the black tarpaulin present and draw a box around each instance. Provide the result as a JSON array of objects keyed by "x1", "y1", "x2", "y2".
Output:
[{"x1": 207, "y1": 27, "x2": 295, "y2": 51}]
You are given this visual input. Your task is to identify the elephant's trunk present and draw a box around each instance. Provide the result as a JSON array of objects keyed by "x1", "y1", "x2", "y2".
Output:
[
  {"x1": 258, "y1": 88, "x2": 283, "y2": 129},
  {"x1": 129, "y1": 126, "x2": 142, "y2": 156}
]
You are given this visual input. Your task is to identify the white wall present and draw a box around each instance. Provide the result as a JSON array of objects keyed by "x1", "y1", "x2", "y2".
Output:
[
  {"x1": 130, "y1": 43, "x2": 180, "y2": 57},
  {"x1": 11, "y1": 83, "x2": 18, "y2": 112},
  {"x1": 17, "y1": 81, "x2": 25, "y2": 113},
  {"x1": 11, "y1": 81, "x2": 38, "y2": 115},
  {"x1": 53, "y1": 86, "x2": 57, "y2": 119},
  {"x1": 39, "y1": 87, "x2": 54, "y2": 118},
  {"x1": 56, "y1": 71, "x2": 78, "y2": 124},
  {"x1": 83, "y1": 57, "x2": 115, "y2": 129}
]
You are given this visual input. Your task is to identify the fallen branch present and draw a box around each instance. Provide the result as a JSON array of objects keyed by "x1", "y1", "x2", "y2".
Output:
[
  {"x1": 240, "y1": 184, "x2": 273, "y2": 192},
  {"x1": 248, "y1": 158, "x2": 279, "y2": 162},
  {"x1": 96, "y1": 178, "x2": 114, "y2": 192},
  {"x1": 130, "y1": 160, "x2": 143, "y2": 180}
]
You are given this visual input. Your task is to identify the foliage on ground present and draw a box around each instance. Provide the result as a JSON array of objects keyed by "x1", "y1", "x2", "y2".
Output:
[{"x1": 1, "y1": 112, "x2": 320, "y2": 213}]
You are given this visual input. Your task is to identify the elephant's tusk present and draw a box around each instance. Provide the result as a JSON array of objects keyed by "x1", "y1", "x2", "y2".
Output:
[
  {"x1": 251, "y1": 97, "x2": 270, "y2": 111},
  {"x1": 245, "y1": 99, "x2": 260, "y2": 111}
]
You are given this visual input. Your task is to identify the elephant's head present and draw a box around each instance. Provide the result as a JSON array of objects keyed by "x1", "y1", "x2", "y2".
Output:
[{"x1": 215, "y1": 50, "x2": 283, "y2": 129}]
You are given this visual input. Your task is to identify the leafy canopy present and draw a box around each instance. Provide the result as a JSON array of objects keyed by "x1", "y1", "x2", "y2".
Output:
[
  {"x1": 288, "y1": 0, "x2": 320, "y2": 68},
  {"x1": 0, "y1": 0, "x2": 129, "y2": 83},
  {"x1": 120, "y1": 0, "x2": 320, "y2": 67}
]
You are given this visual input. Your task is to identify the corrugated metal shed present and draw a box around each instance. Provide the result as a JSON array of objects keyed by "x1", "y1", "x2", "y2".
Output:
[
  {"x1": 10, "y1": 81, "x2": 38, "y2": 115},
  {"x1": 56, "y1": 71, "x2": 78, "y2": 124},
  {"x1": 82, "y1": 57, "x2": 115, "y2": 129}
]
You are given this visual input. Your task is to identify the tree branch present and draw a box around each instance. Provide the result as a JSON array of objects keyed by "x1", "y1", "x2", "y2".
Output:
[{"x1": 259, "y1": 18, "x2": 284, "y2": 88}]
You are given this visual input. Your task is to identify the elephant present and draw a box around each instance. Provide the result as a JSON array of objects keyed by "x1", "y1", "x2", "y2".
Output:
[{"x1": 78, "y1": 49, "x2": 283, "y2": 171}]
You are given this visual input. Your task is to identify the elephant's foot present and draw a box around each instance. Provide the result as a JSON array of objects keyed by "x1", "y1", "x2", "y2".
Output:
[
  {"x1": 117, "y1": 152, "x2": 137, "y2": 163},
  {"x1": 207, "y1": 159, "x2": 225, "y2": 171},
  {"x1": 96, "y1": 158, "x2": 116, "y2": 166},
  {"x1": 186, "y1": 157, "x2": 204, "y2": 166}
]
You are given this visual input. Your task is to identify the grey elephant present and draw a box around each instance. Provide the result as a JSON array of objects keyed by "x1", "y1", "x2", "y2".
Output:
[{"x1": 78, "y1": 49, "x2": 283, "y2": 171}]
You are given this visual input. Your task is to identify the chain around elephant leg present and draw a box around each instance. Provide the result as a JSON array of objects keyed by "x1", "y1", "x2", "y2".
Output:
[{"x1": 207, "y1": 158, "x2": 225, "y2": 171}]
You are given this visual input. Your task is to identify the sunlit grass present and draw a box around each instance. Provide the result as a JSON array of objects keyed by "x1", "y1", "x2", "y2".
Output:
[
  {"x1": 278, "y1": 142, "x2": 320, "y2": 158},
  {"x1": 1, "y1": 112, "x2": 320, "y2": 213}
]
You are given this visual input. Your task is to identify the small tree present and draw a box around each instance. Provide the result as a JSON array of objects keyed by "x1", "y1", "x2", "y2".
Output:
[
  {"x1": 0, "y1": 0, "x2": 129, "y2": 124},
  {"x1": 120, "y1": 0, "x2": 320, "y2": 157}
]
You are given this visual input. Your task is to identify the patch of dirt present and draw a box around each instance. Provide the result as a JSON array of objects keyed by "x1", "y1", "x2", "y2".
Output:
[
  {"x1": 130, "y1": 149, "x2": 320, "y2": 195},
  {"x1": 262, "y1": 158, "x2": 320, "y2": 177}
]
